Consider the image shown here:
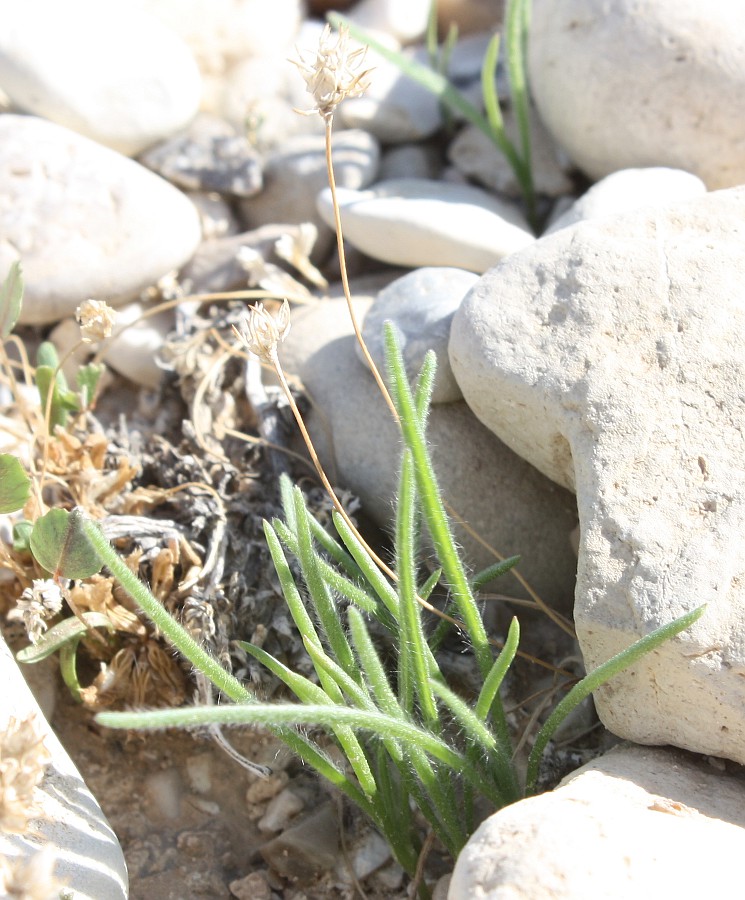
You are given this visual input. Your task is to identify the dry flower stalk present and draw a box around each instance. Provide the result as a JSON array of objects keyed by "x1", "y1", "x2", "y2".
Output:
[
  {"x1": 292, "y1": 23, "x2": 373, "y2": 120},
  {"x1": 291, "y1": 24, "x2": 398, "y2": 422}
]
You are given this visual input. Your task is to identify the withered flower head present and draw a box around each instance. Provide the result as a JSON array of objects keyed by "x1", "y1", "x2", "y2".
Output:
[
  {"x1": 76, "y1": 299, "x2": 116, "y2": 342},
  {"x1": 291, "y1": 23, "x2": 373, "y2": 119},
  {"x1": 233, "y1": 300, "x2": 291, "y2": 365},
  {"x1": 0, "y1": 715, "x2": 50, "y2": 834},
  {"x1": 12, "y1": 580, "x2": 64, "y2": 644}
]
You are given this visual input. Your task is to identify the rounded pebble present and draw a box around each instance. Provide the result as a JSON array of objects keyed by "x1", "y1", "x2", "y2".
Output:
[
  {"x1": 0, "y1": 0, "x2": 201, "y2": 156},
  {"x1": 0, "y1": 116, "x2": 201, "y2": 325}
]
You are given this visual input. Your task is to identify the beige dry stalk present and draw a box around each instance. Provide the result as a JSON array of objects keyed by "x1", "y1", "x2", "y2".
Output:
[{"x1": 292, "y1": 24, "x2": 399, "y2": 423}]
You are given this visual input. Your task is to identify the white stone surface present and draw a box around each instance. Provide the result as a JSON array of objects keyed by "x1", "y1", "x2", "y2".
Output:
[
  {"x1": 346, "y1": 0, "x2": 431, "y2": 44},
  {"x1": 337, "y1": 46, "x2": 444, "y2": 143},
  {"x1": 449, "y1": 112, "x2": 573, "y2": 200},
  {"x1": 449, "y1": 186, "x2": 745, "y2": 763},
  {"x1": 0, "y1": 116, "x2": 201, "y2": 325},
  {"x1": 241, "y1": 130, "x2": 380, "y2": 262},
  {"x1": 0, "y1": 0, "x2": 201, "y2": 156},
  {"x1": 316, "y1": 178, "x2": 535, "y2": 271},
  {"x1": 450, "y1": 744, "x2": 745, "y2": 899},
  {"x1": 279, "y1": 293, "x2": 579, "y2": 612},
  {"x1": 133, "y1": 0, "x2": 302, "y2": 78},
  {"x1": 0, "y1": 636, "x2": 128, "y2": 898},
  {"x1": 546, "y1": 167, "x2": 707, "y2": 233},
  {"x1": 359, "y1": 267, "x2": 478, "y2": 403},
  {"x1": 529, "y1": 0, "x2": 745, "y2": 189}
]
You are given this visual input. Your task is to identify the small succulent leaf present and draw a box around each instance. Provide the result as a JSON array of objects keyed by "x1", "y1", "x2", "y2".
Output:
[
  {"x1": 16, "y1": 612, "x2": 114, "y2": 664},
  {"x1": 76, "y1": 363, "x2": 104, "y2": 409},
  {"x1": 0, "y1": 261, "x2": 24, "y2": 339},
  {"x1": 30, "y1": 508, "x2": 102, "y2": 580},
  {"x1": 0, "y1": 454, "x2": 32, "y2": 513}
]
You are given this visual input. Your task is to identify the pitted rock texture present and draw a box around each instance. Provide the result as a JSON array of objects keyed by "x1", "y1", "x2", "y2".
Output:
[
  {"x1": 529, "y1": 0, "x2": 745, "y2": 189},
  {"x1": 449, "y1": 186, "x2": 745, "y2": 763},
  {"x1": 450, "y1": 744, "x2": 745, "y2": 899},
  {"x1": 0, "y1": 116, "x2": 201, "y2": 325}
]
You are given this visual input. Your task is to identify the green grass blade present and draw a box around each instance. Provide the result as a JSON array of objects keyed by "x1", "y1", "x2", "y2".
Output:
[
  {"x1": 330, "y1": 14, "x2": 492, "y2": 141},
  {"x1": 475, "y1": 617, "x2": 520, "y2": 721},
  {"x1": 99, "y1": 703, "x2": 470, "y2": 770},
  {"x1": 293, "y1": 488, "x2": 358, "y2": 678},
  {"x1": 396, "y1": 448, "x2": 438, "y2": 724},
  {"x1": 384, "y1": 324, "x2": 492, "y2": 677},
  {"x1": 241, "y1": 641, "x2": 376, "y2": 796},
  {"x1": 506, "y1": 0, "x2": 532, "y2": 168},
  {"x1": 264, "y1": 520, "x2": 322, "y2": 648},
  {"x1": 525, "y1": 604, "x2": 708, "y2": 794},
  {"x1": 471, "y1": 556, "x2": 522, "y2": 592},
  {"x1": 332, "y1": 511, "x2": 400, "y2": 617}
]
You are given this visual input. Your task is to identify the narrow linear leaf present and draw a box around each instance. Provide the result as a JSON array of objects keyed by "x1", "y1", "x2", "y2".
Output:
[
  {"x1": 525, "y1": 604, "x2": 707, "y2": 794},
  {"x1": 0, "y1": 261, "x2": 23, "y2": 339},
  {"x1": 16, "y1": 612, "x2": 114, "y2": 664},
  {"x1": 471, "y1": 556, "x2": 522, "y2": 592},
  {"x1": 0, "y1": 454, "x2": 31, "y2": 514}
]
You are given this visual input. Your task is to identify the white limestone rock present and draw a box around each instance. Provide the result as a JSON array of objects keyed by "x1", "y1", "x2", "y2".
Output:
[
  {"x1": 0, "y1": 0, "x2": 201, "y2": 156},
  {"x1": 0, "y1": 116, "x2": 201, "y2": 325},
  {"x1": 241, "y1": 130, "x2": 380, "y2": 262},
  {"x1": 545, "y1": 167, "x2": 707, "y2": 234},
  {"x1": 279, "y1": 293, "x2": 579, "y2": 612},
  {"x1": 450, "y1": 744, "x2": 745, "y2": 899},
  {"x1": 449, "y1": 186, "x2": 745, "y2": 763},
  {"x1": 358, "y1": 267, "x2": 478, "y2": 404},
  {"x1": 337, "y1": 47, "x2": 444, "y2": 143},
  {"x1": 0, "y1": 636, "x2": 128, "y2": 898},
  {"x1": 316, "y1": 178, "x2": 535, "y2": 272},
  {"x1": 529, "y1": 0, "x2": 745, "y2": 189},
  {"x1": 448, "y1": 111, "x2": 574, "y2": 200},
  {"x1": 345, "y1": 0, "x2": 431, "y2": 44}
]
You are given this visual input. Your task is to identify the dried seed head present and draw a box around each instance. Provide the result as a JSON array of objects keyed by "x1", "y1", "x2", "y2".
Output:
[
  {"x1": 0, "y1": 715, "x2": 50, "y2": 834},
  {"x1": 12, "y1": 580, "x2": 64, "y2": 644},
  {"x1": 291, "y1": 24, "x2": 373, "y2": 120},
  {"x1": 76, "y1": 299, "x2": 116, "y2": 342},
  {"x1": 233, "y1": 300, "x2": 291, "y2": 365},
  {"x1": 0, "y1": 845, "x2": 66, "y2": 899}
]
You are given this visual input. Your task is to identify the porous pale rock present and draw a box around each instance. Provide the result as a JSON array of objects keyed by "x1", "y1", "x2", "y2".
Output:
[
  {"x1": 0, "y1": 637, "x2": 128, "y2": 898},
  {"x1": 529, "y1": 0, "x2": 745, "y2": 189},
  {"x1": 280, "y1": 294, "x2": 578, "y2": 611},
  {"x1": 450, "y1": 744, "x2": 745, "y2": 899},
  {"x1": 0, "y1": 0, "x2": 201, "y2": 156},
  {"x1": 359, "y1": 267, "x2": 478, "y2": 403},
  {"x1": 241, "y1": 130, "x2": 380, "y2": 262},
  {"x1": 545, "y1": 167, "x2": 707, "y2": 233},
  {"x1": 346, "y1": 0, "x2": 431, "y2": 43},
  {"x1": 139, "y1": 114, "x2": 262, "y2": 198},
  {"x1": 338, "y1": 47, "x2": 444, "y2": 143},
  {"x1": 316, "y1": 178, "x2": 535, "y2": 271},
  {"x1": 449, "y1": 111, "x2": 574, "y2": 199},
  {"x1": 449, "y1": 186, "x2": 745, "y2": 763},
  {"x1": 0, "y1": 116, "x2": 201, "y2": 325},
  {"x1": 133, "y1": 0, "x2": 302, "y2": 78}
]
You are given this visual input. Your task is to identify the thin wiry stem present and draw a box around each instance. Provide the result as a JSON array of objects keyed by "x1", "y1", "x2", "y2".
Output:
[{"x1": 324, "y1": 117, "x2": 399, "y2": 423}]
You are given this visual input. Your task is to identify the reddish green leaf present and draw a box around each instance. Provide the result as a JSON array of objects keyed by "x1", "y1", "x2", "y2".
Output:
[
  {"x1": 0, "y1": 453, "x2": 31, "y2": 514},
  {"x1": 30, "y1": 508, "x2": 101, "y2": 580}
]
